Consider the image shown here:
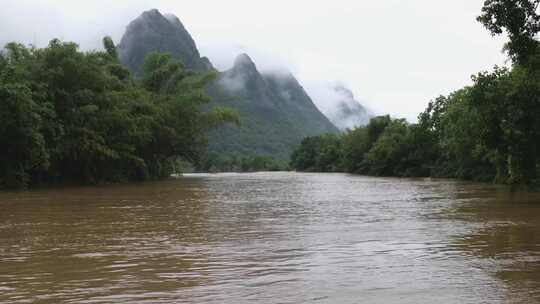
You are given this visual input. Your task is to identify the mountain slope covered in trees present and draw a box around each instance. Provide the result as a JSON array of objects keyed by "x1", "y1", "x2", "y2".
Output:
[{"x1": 118, "y1": 9, "x2": 339, "y2": 160}]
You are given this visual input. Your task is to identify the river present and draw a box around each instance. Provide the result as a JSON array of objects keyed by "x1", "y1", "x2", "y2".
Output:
[{"x1": 1, "y1": 172, "x2": 540, "y2": 303}]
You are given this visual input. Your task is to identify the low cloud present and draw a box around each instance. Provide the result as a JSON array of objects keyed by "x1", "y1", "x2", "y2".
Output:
[
  {"x1": 306, "y1": 82, "x2": 372, "y2": 130},
  {"x1": 218, "y1": 73, "x2": 247, "y2": 93},
  {"x1": 1, "y1": 0, "x2": 507, "y2": 122},
  {"x1": 199, "y1": 42, "x2": 295, "y2": 73}
]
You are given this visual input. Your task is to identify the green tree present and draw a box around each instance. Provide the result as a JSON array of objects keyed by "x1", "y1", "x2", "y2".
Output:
[
  {"x1": 0, "y1": 39, "x2": 237, "y2": 188},
  {"x1": 472, "y1": 0, "x2": 540, "y2": 184},
  {"x1": 366, "y1": 119, "x2": 411, "y2": 176},
  {"x1": 477, "y1": 0, "x2": 540, "y2": 64},
  {"x1": 0, "y1": 83, "x2": 49, "y2": 187},
  {"x1": 341, "y1": 127, "x2": 370, "y2": 173}
]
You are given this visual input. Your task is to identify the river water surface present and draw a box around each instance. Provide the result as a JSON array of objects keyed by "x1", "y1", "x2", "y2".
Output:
[{"x1": 1, "y1": 172, "x2": 540, "y2": 303}]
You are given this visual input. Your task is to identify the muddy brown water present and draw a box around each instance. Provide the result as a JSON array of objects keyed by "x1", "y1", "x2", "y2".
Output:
[{"x1": 1, "y1": 172, "x2": 540, "y2": 303}]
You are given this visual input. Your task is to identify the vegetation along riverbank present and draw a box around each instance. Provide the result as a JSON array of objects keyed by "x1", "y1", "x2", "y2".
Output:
[
  {"x1": 1, "y1": 0, "x2": 539, "y2": 189},
  {"x1": 0, "y1": 38, "x2": 238, "y2": 189},
  {"x1": 291, "y1": 0, "x2": 540, "y2": 186}
]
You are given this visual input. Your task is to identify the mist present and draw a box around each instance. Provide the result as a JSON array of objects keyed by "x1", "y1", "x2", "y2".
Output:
[
  {"x1": 0, "y1": 0, "x2": 508, "y2": 121},
  {"x1": 306, "y1": 82, "x2": 372, "y2": 130},
  {"x1": 218, "y1": 71, "x2": 247, "y2": 93}
]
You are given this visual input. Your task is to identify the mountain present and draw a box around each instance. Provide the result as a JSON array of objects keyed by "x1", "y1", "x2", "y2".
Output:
[
  {"x1": 330, "y1": 85, "x2": 371, "y2": 130},
  {"x1": 118, "y1": 9, "x2": 212, "y2": 74},
  {"x1": 209, "y1": 54, "x2": 340, "y2": 159},
  {"x1": 118, "y1": 9, "x2": 339, "y2": 160},
  {"x1": 312, "y1": 84, "x2": 371, "y2": 131}
]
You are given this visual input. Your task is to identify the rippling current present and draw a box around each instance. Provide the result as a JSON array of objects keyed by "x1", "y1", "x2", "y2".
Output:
[{"x1": 1, "y1": 172, "x2": 540, "y2": 303}]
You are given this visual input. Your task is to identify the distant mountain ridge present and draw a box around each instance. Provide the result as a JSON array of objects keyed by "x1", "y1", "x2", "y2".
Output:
[
  {"x1": 117, "y1": 9, "x2": 341, "y2": 159},
  {"x1": 209, "y1": 54, "x2": 341, "y2": 159},
  {"x1": 330, "y1": 85, "x2": 371, "y2": 130}
]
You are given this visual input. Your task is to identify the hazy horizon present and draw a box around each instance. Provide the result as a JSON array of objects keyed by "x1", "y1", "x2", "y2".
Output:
[{"x1": 0, "y1": 0, "x2": 508, "y2": 121}]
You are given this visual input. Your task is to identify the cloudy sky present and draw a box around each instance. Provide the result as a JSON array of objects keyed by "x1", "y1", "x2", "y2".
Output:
[{"x1": 0, "y1": 0, "x2": 508, "y2": 121}]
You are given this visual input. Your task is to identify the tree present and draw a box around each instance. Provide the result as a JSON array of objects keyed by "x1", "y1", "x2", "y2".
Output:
[
  {"x1": 0, "y1": 83, "x2": 49, "y2": 187},
  {"x1": 341, "y1": 127, "x2": 370, "y2": 173},
  {"x1": 290, "y1": 1, "x2": 540, "y2": 184},
  {"x1": 290, "y1": 136, "x2": 324, "y2": 171},
  {"x1": 472, "y1": 0, "x2": 540, "y2": 184},
  {"x1": 365, "y1": 119, "x2": 412, "y2": 176},
  {"x1": 0, "y1": 38, "x2": 238, "y2": 188},
  {"x1": 477, "y1": 0, "x2": 540, "y2": 64},
  {"x1": 102, "y1": 36, "x2": 118, "y2": 60},
  {"x1": 138, "y1": 52, "x2": 238, "y2": 175}
]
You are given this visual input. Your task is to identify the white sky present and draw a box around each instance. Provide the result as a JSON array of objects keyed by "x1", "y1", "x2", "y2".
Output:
[{"x1": 0, "y1": 0, "x2": 508, "y2": 121}]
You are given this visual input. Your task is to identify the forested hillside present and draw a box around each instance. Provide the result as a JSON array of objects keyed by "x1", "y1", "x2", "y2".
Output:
[
  {"x1": 207, "y1": 54, "x2": 339, "y2": 160},
  {"x1": 117, "y1": 9, "x2": 339, "y2": 161}
]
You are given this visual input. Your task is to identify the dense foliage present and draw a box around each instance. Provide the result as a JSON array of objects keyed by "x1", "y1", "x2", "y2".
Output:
[
  {"x1": 0, "y1": 38, "x2": 236, "y2": 188},
  {"x1": 199, "y1": 153, "x2": 288, "y2": 173},
  {"x1": 292, "y1": 0, "x2": 540, "y2": 185}
]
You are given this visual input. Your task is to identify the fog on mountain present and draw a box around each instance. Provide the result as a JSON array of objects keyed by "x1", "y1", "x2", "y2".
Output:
[{"x1": 117, "y1": 9, "x2": 353, "y2": 160}]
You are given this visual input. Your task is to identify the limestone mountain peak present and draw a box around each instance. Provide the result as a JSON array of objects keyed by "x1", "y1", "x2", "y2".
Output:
[{"x1": 118, "y1": 9, "x2": 208, "y2": 74}]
